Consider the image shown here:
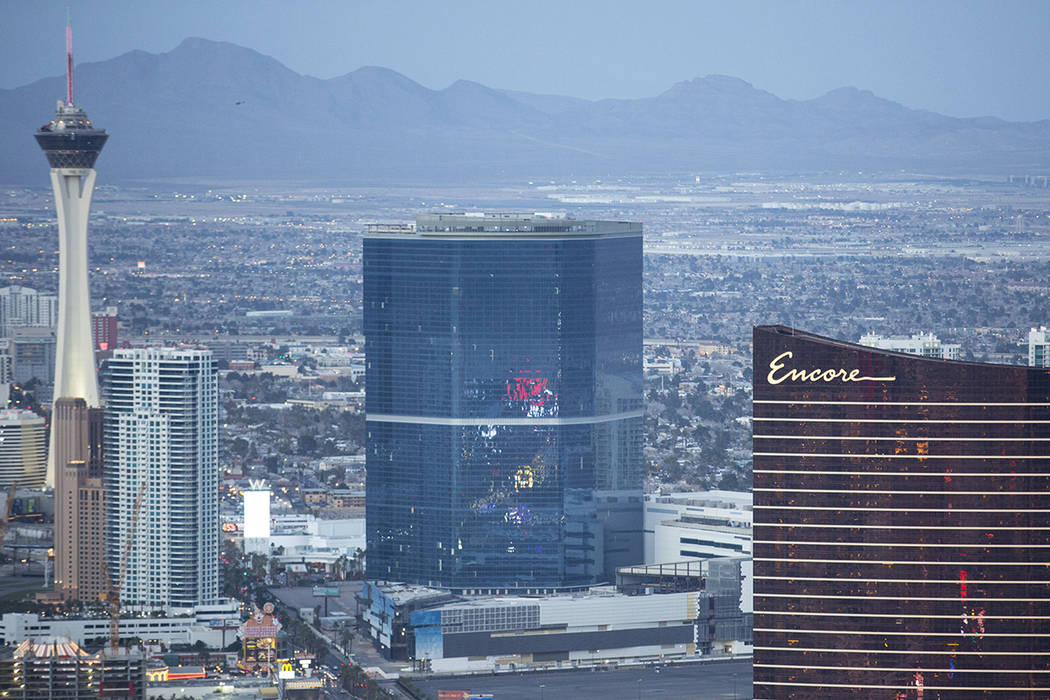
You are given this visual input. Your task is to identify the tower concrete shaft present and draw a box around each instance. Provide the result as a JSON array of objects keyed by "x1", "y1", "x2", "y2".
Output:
[
  {"x1": 52, "y1": 168, "x2": 100, "y2": 407},
  {"x1": 45, "y1": 168, "x2": 100, "y2": 487}
]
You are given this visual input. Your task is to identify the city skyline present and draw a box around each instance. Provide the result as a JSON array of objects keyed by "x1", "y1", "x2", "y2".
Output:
[{"x1": 2, "y1": 5, "x2": 1049, "y2": 695}]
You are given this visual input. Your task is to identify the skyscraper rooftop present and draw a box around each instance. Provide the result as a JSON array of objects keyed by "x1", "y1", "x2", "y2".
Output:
[
  {"x1": 366, "y1": 213, "x2": 641, "y2": 238},
  {"x1": 34, "y1": 20, "x2": 107, "y2": 170},
  {"x1": 35, "y1": 101, "x2": 108, "y2": 169}
]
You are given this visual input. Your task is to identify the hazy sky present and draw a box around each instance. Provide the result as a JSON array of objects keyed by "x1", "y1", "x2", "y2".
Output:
[{"x1": 3, "y1": 0, "x2": 1049, "y2": 122}]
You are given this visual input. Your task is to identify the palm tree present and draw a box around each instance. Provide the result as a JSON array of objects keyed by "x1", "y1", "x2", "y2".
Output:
[{"x1": 351, "y1": 548, "x2": 366, "y2": 579}]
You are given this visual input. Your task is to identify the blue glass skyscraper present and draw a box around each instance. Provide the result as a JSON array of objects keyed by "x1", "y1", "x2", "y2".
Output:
[{"x1": 365, "y1": 213, "x2": 643, "y2": 591}]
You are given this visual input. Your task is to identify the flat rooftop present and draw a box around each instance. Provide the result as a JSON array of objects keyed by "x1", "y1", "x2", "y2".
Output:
[
  {"x1": 649, "y1": 489, "x2": 753, "y2": 512},
  {"x1": 371, "y1": 582, "x2": 456, "y2": 607},
  {"x1": 365, "y1": 212, "x2": 641, "y2": 239}
]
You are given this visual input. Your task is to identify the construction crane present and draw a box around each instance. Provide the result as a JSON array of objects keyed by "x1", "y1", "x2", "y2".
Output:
[{"x1": 100, "y1": 480, "x2": 148, "y2": 652}]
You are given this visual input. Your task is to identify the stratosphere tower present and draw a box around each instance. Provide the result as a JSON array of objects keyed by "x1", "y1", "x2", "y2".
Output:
[{"x1": 34, "y1": 20, "x2": 108, "y2": 487}]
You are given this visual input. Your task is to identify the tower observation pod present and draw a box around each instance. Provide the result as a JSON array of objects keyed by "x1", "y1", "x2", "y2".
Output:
[{"x1": 35, "y1": 20, "x2": 108, "y2": 487}]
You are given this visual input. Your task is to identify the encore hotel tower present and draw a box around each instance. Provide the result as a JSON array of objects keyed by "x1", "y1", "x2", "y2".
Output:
[{"x1": 753, "y1": 325, "x2": 1050, "y2": 699}]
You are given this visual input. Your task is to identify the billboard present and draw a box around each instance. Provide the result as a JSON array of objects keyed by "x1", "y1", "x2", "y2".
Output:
[{"x1": 243, "y1": 489, "x2": 271, "y2": 539}]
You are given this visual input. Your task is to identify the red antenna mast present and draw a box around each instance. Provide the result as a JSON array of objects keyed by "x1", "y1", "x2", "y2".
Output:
[{"x1": 66, "y1": 9, "x2": 74, "y2": 105}]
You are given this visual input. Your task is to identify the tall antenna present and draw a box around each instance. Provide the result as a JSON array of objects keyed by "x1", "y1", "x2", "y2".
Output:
[{"x1": 66, "y1": 8, "x2": 73, "y2": 105}]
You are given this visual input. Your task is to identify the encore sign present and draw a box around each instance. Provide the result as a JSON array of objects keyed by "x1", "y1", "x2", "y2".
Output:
[{"x1": 767, "y1": 351, "x2": 896, "y2": 385}]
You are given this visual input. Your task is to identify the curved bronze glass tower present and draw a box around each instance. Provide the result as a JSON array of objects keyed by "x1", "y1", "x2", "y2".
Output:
[{"x1": 753, "y1": 325, "x2": 1050, "y2": 698}]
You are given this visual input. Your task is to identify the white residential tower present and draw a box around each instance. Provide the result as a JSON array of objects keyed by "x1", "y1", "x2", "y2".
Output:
[{"x1": 103, "y1": 348, "x2": 219, "y2": 611}]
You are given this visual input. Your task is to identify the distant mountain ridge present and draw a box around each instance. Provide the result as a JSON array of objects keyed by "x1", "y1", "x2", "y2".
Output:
[{"x1": 1, "y1": 37, "x2": 1048, "y2": 185}]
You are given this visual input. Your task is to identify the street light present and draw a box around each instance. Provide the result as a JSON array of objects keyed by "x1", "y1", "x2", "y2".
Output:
[{"x1": 540, "y1": 683, "x2": 545, "y2": 700}]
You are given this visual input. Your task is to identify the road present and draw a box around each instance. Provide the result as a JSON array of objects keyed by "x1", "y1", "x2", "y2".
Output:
[
  {"x1": 264, "y1": 586, "x2": 752, "y2": 699},
  {"x1": 268, "y1": 584, "x2": 399, "y2": 673},
  {"x1": 415, "y1": 659, "x2": 752, "y2": 700},
  {"x1": 268, "y1": 582, "x2": 362, "y2": 618},
  {"x1": 0, "y1": 564, "x2": 44, "y2": 600}
]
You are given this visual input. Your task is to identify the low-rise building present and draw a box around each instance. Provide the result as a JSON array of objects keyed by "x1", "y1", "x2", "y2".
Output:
[
  {"x1": 362, "y1": 556, "x2": 752, "y2": 673},
  {"x1": 0, "y1": 600, "x2": 241, "y2": 649},
  {"x1": 411, "y1": 582, "x2": 749, "y2": 673},
  {"x1": 0, "y1": 636, "x2": 146, "y2": 699},
  {"x1": 330, "y1": 489, "x2": 365, "y2": 508},
  {"x1": 360, "y1": 582, "x2": 456, "y2": 660},
  {"x1": 643, "y1": 491, "x2": 753, "y2": 616},
  {"x1": 645, "y1": 490, "x2": 752, "y2": 563}
]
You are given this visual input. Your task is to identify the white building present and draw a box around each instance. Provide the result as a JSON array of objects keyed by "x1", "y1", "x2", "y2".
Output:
[
  {"x1": 0, "y1": 352, "x2": 12, "y2": 407},
  {"x1": 644, "y1": 490, "x2": 753, "y2": 614},
  {"x1": 858, "y1": 331, "x2": 960, "y2": 360},
  {"x1": 103, "y1": 348, "x2": 219, "y2": 611},
  {"x1": 0, "y1": 286, "x2": 57, "y2": 338},
  {"x1": 3, "y1": 328, "x2": 56, "y2": 386},
  {"x1": 645, "y1": 490, "x2": 752, "y2": 562},
  {"x1": 265, "y1": 512, "x2": 365, "y2": 572},
  {"x1": 243, "y1": 481, "x2": 271, "y2": 555},
  {"x1": 402, "y1": 581, "x2": 750, "y2": 673},
  {"x1": 0, "y1": 408, "x2": 46, "y2": 488},
  {"x1": 1030, "y1": 327, "x2": 1050, "y2": 367},
  {"x1": 0, "y1": 600, "x2": 240, "y2": 649}
]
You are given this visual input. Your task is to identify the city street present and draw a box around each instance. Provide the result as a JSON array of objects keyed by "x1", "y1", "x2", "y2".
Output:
[{"x1": 415, "y1": 658, "x2": 752, "y2": 700}]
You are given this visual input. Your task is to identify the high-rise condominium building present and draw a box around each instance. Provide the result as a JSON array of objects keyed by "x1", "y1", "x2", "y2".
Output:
[
  {"x1": 102, "y1": 348, "x2": 219, "y2": 610},
  {"x1": 5, "y1": 328, "x2": 56, "y2": 386},
  {"x1": 753, "y1": 325, "x2": 1050, "y2": 699},
  {"x1": 364, "y1": 213, "x2": 644, "y2": 591},
  {"x1": 0, "y1": 286, "x2": 57, "y2": 338},
  {"x1": 92, "y1": 306, "x2": 118, "y2": 352},
  {"x1": 0, "y1": 408, "x2": 46, "y2": 488},
  {"x1": 1029, "y1": 326, "x2": 1050, "y2": 367},
  {"x1": 52, "y1": 397, "x2": 106, "y2": 602},
  {"x1": 0, "y1": 353, "x2": 11, "y2": 407}
]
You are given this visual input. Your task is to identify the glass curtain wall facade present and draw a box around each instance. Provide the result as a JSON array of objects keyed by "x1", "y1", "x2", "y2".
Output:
[
  {"x1": 753, "y1": 325, "x2": 1050, "y2": 699},
  {"x1": 365, "y1": 214, "x2": 643, "y2": 591}
]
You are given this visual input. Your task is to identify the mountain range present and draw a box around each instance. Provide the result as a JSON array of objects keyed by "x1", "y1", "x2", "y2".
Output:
[{"x1": 2, "y1": 37, "x2": 1048, "y2": 185}]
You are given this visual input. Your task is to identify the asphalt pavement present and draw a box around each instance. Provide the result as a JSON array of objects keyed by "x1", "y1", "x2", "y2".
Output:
[
  {"x1": 267, "y1": 583, "x2": 402, "y2": 676},
  {"x1": 415, "y1": 659, "x2": 752, "y2": 700}
]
